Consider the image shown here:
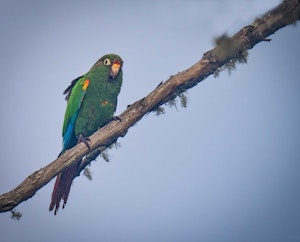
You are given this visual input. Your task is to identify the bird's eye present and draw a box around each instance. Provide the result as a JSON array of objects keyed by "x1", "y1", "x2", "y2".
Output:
[{"x1": 103, "y1": 58, "x2": 111, "y2": 65}]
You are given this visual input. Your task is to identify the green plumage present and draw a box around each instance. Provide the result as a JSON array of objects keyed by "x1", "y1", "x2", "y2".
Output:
[
  {"x1": 49, "y1": 54, "x2": 123, "y2": 214},
  {"x1": 62, "y1": 54, "x2": 123, "y2": 149}
]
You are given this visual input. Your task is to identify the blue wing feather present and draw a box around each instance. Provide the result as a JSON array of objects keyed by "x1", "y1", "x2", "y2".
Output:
[{"x1": 62, "y1": 112, "x2": 79, "y2": 151}]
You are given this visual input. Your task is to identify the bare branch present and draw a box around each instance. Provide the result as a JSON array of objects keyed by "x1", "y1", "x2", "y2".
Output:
[{"x1": 0, "y1": 0, "x2": 299, "y2": 213}]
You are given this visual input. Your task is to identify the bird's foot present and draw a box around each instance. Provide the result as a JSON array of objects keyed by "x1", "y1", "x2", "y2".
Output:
[
  {"x1": 112, "y1": 116, "x2": 122, "y2": 122},
  {"x1": 78, "y1": 134, "x2": 91, "y2": 150}
]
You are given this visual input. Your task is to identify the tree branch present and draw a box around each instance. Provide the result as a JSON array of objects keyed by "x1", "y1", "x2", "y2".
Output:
[{"x1": 1, "y1": 0, "x2": 299, "y2": 213}]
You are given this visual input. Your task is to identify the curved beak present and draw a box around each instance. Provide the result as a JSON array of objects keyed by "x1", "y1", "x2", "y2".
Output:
[{"x1": 110, "y1": 61, "x2": 121, "y2": 79}]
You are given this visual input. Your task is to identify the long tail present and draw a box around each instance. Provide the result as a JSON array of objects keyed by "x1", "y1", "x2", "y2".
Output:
[{"x1": 49, "y1": 161, "x2": 81, "y2": 215}]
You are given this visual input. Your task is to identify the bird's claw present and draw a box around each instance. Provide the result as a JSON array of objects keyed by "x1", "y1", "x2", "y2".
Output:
[
  {"x1": 112, "y1": 116, "x2": 122, "y2": 122},
  {"x1": 78, "y1": 134, "x2": 91, "y2": 150}
]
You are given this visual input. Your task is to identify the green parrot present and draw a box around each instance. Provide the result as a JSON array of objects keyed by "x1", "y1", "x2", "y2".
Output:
[{"x1": 49, "y1": 54, "x2": 123, "y2": 215}]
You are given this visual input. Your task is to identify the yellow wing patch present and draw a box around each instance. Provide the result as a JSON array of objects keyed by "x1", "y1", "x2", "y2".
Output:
[{"x1": 81, "y1": 79, "x2": 90, "y2": 90}]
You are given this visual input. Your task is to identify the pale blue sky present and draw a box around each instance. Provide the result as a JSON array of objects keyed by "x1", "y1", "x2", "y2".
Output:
[{"x1": 1, "y1": 1, "x2": 300, "y2": 241}]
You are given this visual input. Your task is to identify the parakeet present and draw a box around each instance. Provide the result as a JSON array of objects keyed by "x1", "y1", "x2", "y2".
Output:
[{"x1": 49, "y1": 54, "x2": 123, "y2": 215}]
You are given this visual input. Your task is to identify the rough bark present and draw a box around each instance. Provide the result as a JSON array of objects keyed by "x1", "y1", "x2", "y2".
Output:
[{"x1": 1, "y1": 0, "x2": 299, "y2": 213}]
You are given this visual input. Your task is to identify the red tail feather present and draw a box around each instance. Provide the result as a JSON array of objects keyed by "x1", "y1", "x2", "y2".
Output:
[{"x1": 49, "y1": 161, "x2": 81, "y2": 215}]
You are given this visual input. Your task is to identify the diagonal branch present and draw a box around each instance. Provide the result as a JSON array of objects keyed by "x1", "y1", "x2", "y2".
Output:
[{"x1": 1, "y1": 0, "x2": 299, "y2": 213}]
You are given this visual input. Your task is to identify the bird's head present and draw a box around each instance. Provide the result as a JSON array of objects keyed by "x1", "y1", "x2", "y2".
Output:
[{"x1": 96, "y1": 54, "x2": 123, "y2": 80}]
